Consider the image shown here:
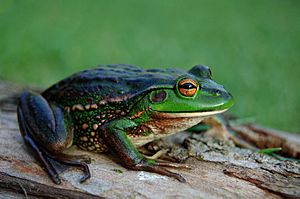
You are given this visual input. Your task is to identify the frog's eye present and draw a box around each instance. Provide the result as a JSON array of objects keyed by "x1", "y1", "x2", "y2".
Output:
[{"x1": 178, "y1": 79, "x2": 198, "y2": 97}]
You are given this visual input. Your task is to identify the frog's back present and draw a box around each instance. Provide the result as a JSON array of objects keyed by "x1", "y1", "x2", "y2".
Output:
[{"x1": 42, "y1": 64, "x2": 184, "y2": 106}]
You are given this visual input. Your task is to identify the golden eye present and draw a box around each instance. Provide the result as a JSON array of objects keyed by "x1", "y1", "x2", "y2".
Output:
[{"x1": 178, "y1": 79, "x2": 198, "y2": 97}]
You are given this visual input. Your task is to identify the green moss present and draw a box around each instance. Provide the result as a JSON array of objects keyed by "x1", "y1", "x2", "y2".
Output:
[
  {"x1": 111, "y1": 168, "x2": 123, "y2": 174},
  {"x1": 257, "y1": 147, "x2": 282, "y2": 154}
]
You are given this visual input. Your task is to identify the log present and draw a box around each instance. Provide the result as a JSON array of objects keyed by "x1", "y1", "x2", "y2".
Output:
[{"x1": 0, "y1": 81, "x2": 299, "y2": 199}]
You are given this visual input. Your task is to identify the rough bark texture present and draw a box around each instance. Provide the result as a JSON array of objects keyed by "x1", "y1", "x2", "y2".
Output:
[{"x1": 0, "y1": 81, "x2": 299, "y2": 199}]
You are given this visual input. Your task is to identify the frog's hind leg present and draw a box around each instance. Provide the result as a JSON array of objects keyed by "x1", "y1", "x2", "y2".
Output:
[
  {"x1": 102, "y1": 119, "x2": 187, "y2": 182},
  {"x1": 42, "y1": 151, "x2": 91, "y2": 183},
  {"x1": 17, "y1": 93, "x2": 63, "y2": 184},
  {"x1": 17, "y1": 91, "x2": 90, "y2": 184}
]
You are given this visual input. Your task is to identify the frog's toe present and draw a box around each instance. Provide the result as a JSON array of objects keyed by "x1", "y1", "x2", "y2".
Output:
[
  {"x1": 143, "y1": 149, "x2": 168, "y2": 160},
  {"x1": 172, "y1": 172, "x2": 186, "y2": 183},
  {"x1": 79, "y1": 163, "x2": 91, "y2": 183},
  {"x1": 154, "y1": 160, "x2": 191, "y2": 169},
  {"x1": 52, "y1": 174, "x2": 62, "y2": 184}
]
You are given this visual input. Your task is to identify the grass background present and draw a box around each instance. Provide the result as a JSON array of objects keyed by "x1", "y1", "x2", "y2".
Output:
[{"x1": 0, "y1": 0, "x2": 299, "y2": 133}]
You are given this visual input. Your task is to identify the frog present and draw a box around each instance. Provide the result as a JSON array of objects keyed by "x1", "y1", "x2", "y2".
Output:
[{"x1": 17, "y1": 64, "x2": 234, "y2": 184}]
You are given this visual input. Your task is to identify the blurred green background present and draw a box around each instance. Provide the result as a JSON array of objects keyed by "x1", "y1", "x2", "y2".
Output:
[{"x1": 0, "y1": 0, "x2": 299, "y2": 133}]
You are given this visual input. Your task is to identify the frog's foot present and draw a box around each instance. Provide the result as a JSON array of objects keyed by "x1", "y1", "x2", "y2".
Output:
[
  {"x1": 43, "y1": 151, "x2": 91, "y2": 183},
  {"x1": 22, "y1": 132, "x2": 62, "y2": 184}
]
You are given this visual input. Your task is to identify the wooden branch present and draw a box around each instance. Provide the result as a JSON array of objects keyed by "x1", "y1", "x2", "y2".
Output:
[
  {"x1": 224, "y1": 165, "x2": 300, "y2": 199},
  {"x1": 0, "y1": 171, "x2": 101, "y2": 199},
  {"x1": 0, "y1": 81, "x2": 299, "y2": 198}
]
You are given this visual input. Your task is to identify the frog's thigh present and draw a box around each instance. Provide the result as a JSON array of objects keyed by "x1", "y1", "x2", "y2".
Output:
[{"x1": 18, "y1": 91, "x2": 73, "y2": 153}]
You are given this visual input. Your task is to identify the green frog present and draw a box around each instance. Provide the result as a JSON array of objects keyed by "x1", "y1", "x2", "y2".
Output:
[{"x1": 17, "y1": 64, "x2": 234, "y2": 184}]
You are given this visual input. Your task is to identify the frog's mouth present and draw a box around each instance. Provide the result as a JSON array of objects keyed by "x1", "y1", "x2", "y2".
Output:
[{"x1": 152, "y1": 108, "x2": 228, "y2": 118}]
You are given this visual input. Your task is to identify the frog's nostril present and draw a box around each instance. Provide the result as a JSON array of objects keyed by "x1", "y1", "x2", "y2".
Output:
[{"x1": 215, "y1": 89, "x2": 222, "y2": 96}]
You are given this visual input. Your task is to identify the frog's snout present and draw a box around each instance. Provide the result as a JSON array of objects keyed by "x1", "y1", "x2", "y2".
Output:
[
  {"x1": 220, "y1": 90, "x2": 234, "y2": 109},
  {"x1": 199, "y1": 85, "x2": 234, "y2": 111}
]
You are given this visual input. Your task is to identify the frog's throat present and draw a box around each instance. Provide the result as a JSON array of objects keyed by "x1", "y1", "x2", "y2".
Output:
[
  {"x1": 129, "y1": 109, "x2": 228, "y2": 147},
  {"x1": 152, "y1": 108, "x2": 228, "y2": 118}
]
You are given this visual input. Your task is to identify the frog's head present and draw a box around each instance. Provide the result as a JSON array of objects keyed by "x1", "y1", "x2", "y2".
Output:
[
  {"x1": 143, "y1": 65, "x2": 234, "y2": 118},
  {"x1": 127, "y1": 65, "x2": 234, "y2": 146}
]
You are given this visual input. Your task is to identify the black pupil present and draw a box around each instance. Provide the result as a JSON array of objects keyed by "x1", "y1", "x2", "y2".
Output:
[{"x1": 180, "y1": 83, "x2": 196, "y2": 89}]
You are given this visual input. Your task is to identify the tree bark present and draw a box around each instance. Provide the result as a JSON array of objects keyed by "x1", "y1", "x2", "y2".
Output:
[{"x1": 0, "y1": 81, "x2": 299, "y2": 199}]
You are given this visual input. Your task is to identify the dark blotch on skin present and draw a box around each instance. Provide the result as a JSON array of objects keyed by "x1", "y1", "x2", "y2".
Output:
[{"x1": 150, "y1": 90, "x2": 167, "y2": 103}]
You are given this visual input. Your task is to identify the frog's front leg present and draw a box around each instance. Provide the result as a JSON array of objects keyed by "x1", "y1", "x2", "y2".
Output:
[
  {"x1": 101, "y1": 119, "x2": 186, "y2": 182},
  {"x1": 17, "y1": 91, "x2": 90, "y2": 184}
]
